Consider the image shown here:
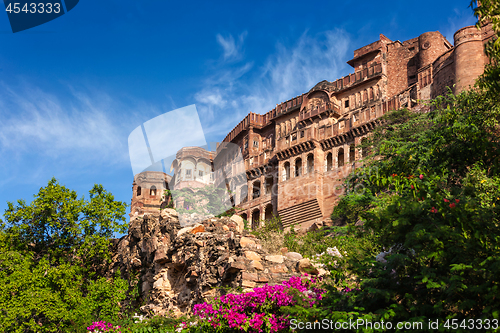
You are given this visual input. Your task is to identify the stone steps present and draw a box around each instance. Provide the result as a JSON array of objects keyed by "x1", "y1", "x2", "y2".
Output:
[{"x1": 278, "y1": 199, "x2": 323, "y2": 228}]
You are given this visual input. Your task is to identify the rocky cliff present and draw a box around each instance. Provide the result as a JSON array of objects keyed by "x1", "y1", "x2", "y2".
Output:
[{"x1": 110, "y1": 209, "x2": 321, "y2": 317}]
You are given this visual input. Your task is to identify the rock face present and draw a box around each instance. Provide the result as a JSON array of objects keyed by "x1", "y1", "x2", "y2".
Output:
[{"x1": 110, "y1": 210, "x2": 309, "y2": 317}]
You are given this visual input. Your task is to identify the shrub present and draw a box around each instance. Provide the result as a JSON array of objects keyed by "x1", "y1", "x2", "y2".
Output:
[{"x1": 185, "y1": 275, "x2": 325, "y2": 333}]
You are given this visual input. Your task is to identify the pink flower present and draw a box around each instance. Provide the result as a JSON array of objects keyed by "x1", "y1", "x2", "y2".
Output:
[
  {"x1": 444, "y1": 198, "x2": 449, "y2": 203},
  {"x1": 455, "y1": 199, "x2": 460, "y2": 203},
  {"x1": 450, "y1": 203, "x2": 456, "y2": 208},
  {"x1": 419, "y1": 174, "x2": 424, "y2": 180},
  {"x1": 430, "y1": 207, "x2": 438, "y2": 213}
]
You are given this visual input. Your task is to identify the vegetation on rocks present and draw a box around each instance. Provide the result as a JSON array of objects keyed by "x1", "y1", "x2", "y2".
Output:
[{"x1": 0, "y1": 2, "x2": 499, "y2": 332}]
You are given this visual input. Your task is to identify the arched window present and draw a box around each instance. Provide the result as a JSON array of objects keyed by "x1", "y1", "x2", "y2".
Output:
[
  {"x1": 283, "y1": 162, "x2": 291, "y2": 181},
  {"x1": 338, "y1": 148, "x2": 345, "y2": 167},
  {"x1": 361, "y1": 138, "x2": 370, "y2": 158},
  {"x1": 150, "y1": 186, "x2": 157, "y2": 196},
  {"x1": 252, "y1": 180, "x2": 261, "y2": 199},
  {"x1": 326, "y1": 152, "x2": 333, "y2": 171},
  {"x1": 265, "y1": 177, "x2": 274, "y2": 195},
  {"x1": 240, "y1": 185, "x2": 248, "y2": 204},
  {"x1": 264, "y1": 204, "x2": 273, "y2": 221},
  {"x1": 295, "y1": 158, "x2": 302, "y2": 177},
  {"x1": 252, "y1": 209, "x2": 260, "y2": 230},
  {"x1": 307, "y1": 154, "x2": 314, "y2": 174},
  {"x1": 136, "y1": 186, "x2": 142, "y2": 196},
  {"x1": 349, "y1": 145, "x2": 356, "y2": 163}
]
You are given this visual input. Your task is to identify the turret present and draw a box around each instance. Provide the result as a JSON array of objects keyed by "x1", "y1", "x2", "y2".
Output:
[{"x1": 453, "y1": 26, "x2": 484, "y2": 93}]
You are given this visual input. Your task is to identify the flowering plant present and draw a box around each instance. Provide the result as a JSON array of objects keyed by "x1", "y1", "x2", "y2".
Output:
[
  {"x1": 87, "y1": 321, "x2": 121, "y2": 333},
  {"x1": 185, "y1": 275, "x2": 325, "y2": 332}
]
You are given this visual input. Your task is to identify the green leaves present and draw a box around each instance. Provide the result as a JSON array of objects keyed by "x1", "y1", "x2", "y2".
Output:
[
  {"x1": 3, "y1": 178, "x2": 127, "y2": 263},
  {"x1": 0, "y1": 179, "x2": 130, "y2": 332}
]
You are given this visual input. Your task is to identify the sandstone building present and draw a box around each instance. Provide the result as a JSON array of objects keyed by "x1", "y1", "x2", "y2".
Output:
[{"x1": 131, "y1": 23, "x2": 494, "y2": 229}]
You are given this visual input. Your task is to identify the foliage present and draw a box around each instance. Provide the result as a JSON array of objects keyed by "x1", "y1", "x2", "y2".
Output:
[
  {"x1": 185, "y1": 275, "x2": 325, "y2": 333},
  {"x1": 250, "y1": 215, "x2": 285, "y2": 254},
  {"x1": 330, "y1": 191, "x2": 374, "y2": 225},
  {"x1": 304, "y1": 87, "x2": 500, "y2": 329},
  {"x1": 0, "y1": 179, "x2": 130, "y2": 333},
  {"x1": 0, "y1": 249, "x2": 129, "y2": 333},
  {"x1": 284, "y1": 225, "x2": 379, "y2": 262},
  {"x1": 471, "y1": 0, "x2": 500, "y2": 98},
  {"x1": 166, "y1": 185, "x2": 231, "y2": 217},
  {"x1": 114, "y1": 314, "x2": 188, "y2": 333},
  {"x1": 4, "y1": 177, "x2": 127, "y2": 265}
]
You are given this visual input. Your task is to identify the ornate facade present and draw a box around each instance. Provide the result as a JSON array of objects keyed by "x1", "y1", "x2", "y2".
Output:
[{"x1": 131, "y1": 23, "x2": 494, "y2": 229}]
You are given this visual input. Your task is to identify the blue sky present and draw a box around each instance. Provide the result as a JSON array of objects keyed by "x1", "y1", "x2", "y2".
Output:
[{"x1": 0, "y1": 0, "x2": 476, "y2": 227}]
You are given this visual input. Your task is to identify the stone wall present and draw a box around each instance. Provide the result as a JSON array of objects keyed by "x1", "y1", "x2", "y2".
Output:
[{"x1": 110, "y1": 210, "x2": 321, "y2": 317}]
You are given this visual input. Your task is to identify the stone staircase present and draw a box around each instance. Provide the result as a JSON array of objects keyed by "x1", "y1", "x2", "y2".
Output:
[{"x1": 278, "y1": 199, "x2": 323, "y2": 229}]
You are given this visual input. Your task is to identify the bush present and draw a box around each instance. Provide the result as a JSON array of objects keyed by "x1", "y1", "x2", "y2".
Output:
[{"x1": 250, "y1": 215, "x2": 285, "y2": 254}]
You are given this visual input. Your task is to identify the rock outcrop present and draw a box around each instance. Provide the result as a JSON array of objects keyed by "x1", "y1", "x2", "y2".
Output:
[{"x1": 110, "y1": 209, "x2": 311, "y2": 316}]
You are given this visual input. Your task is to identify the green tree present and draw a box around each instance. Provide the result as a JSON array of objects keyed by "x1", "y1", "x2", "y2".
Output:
[
  {"x1": 320, "y1": 88, "x2": 500, "y2": 327},
  {"x1": 0, "y1": 178, "x2": 130, "y2": 332},
  {"x1": 471, "y1": 0, "x2": 500, "y2": 98},
  {"x1": 4, "y1": 177, "x2": 127, "y2": 265}
]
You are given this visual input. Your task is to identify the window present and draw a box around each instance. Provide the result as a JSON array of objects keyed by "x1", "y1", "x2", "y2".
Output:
[
  {"x1": 291, "y1": 133, "x2": 297, "y2": 141},
  {"x1": 409, "y1": 75, "x2": 416, "y2": 80},
  {"x1": 186, "y1": 169, "x2": 192, "y2": 178},
  {"x1": 344, "y1": 99, "x2": 349, "y2": 108},
  {"x1": 136, "y1": 186, "x2": 141, "y2": 196},
  {"x1": 150, "y1": 186, "x2": 157, "y2": 196},
  {"x1": 244, "y1": 141, "x2": 248, "y2": 149},
  {"x1": 338, "y1": 148, "x2": 345, "y2": 167},
  {"x1": 283, "y1": 162, "x2": 290, "y2": 181},
  {"x1": 349, "y1": 145, "x2": 356, "y2": 163},
  {"x1": 253, "y1": 140, "x2": 259, "y2": 148},
  {"x1": 326, "y1": 153, "x2": 333, "y2": 171},
  {"x1": 199, "y1": 170, "x2": 203, "y2": 177},
  {"x1": 300, "y1": 131, "x2": 304, "y2": 138},
  {"x1": 252, "y1": 181, "x2": 261, "y2": 199},
  {"x1": 295, "y1": 158, "x2": 302, "y2": 177},
  {"x1": 307, "y1": 154, "x2": 314, "y2": 174}
]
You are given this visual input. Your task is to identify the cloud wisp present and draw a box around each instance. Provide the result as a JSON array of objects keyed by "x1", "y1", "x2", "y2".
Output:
[
  {"x1": 0, "y1": 83, "x2": 131, "y2": 167},
  {"x1": 195, "y1": 29, "x2": 351, "y2": 139},
  {"x1": 216, "y1": 31, "x2": 248, "y2": 62}
]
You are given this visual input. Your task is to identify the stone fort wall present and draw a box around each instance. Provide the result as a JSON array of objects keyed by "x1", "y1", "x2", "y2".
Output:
[{"x1": 131, "y1": 22, "x2": 493, "y2": 230}]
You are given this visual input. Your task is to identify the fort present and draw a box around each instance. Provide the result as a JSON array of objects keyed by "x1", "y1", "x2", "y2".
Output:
[{"x1": 130, "y1": 22, "x2": 495, "y2": 230}]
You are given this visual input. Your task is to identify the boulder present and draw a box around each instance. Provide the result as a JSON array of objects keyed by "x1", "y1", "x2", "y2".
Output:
[{"x1": 230, "y1": 215, "x2": 245, "y2": 232}]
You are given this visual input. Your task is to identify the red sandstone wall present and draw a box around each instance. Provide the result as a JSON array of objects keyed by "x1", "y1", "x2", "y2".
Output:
[{"x1": 454, "y1": 26, "x2": 486, "y2": 93}]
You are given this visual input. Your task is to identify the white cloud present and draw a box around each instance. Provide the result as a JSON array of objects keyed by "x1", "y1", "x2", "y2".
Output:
[
  {"x1": 216, "y1": 32, "x2": 247, "y2": 62},
  {"x1": 196, "y1": 28, "x2": 351, "y2": 139},
  {"x1": 0, "y1": 83, "x2": 130, "y2": 165},
  {"x1": 442, "y1": 7, "x2": 477, "y2": 45}
]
